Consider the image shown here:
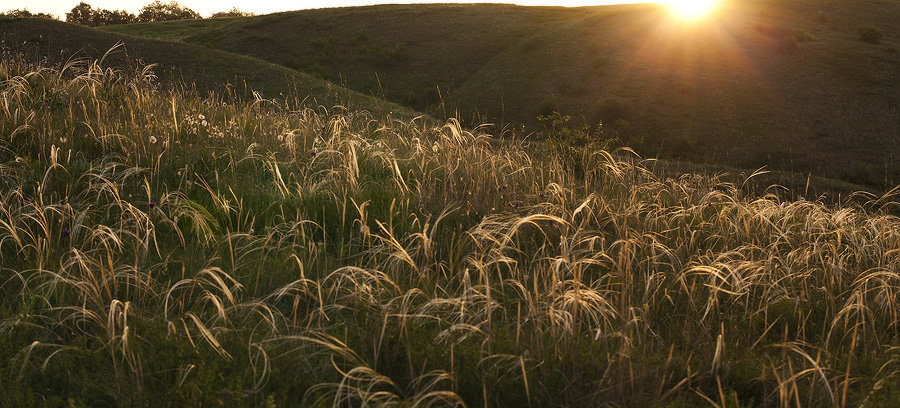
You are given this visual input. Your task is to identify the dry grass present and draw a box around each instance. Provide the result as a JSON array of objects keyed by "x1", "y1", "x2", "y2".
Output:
[{"x1": 1, "y1": 53, "x2": 900, "y2": 406}]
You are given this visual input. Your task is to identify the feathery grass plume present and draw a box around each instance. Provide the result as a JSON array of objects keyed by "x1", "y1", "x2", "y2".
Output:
[{"x1": 1, "y1": 49, "x2": 899, "y2": 406}]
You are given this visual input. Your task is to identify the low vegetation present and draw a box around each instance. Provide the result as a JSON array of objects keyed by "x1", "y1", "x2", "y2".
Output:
[
  {"x1": 0, "y1": 18, "x2": 414, "y2": 118},
  {"x1": 3, "y1": 52, "x2": 900, "y2": 407},
  {"x1": 2, "y1": 1, "x2": 252, "y2": 28},
  {"x1": 174, "y1": 0, "x2": 899, "y2": 187}
]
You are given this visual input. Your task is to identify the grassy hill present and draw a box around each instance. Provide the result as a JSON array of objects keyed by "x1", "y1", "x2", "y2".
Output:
[
  {"x1": 161, "y1": 0, "x2": 898, "y2": 188},
  {"x1": 4, "y1": 50, "x2": 900, "y2": 407},
  {"x1": 100, "y1": 16, "x2": 242, "y2": 41},
  {"x1": 0, "y1": 17, "x2": 417, "y2": 118}
]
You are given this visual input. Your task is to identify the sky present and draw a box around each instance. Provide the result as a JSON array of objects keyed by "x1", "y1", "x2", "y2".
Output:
[{"x1": 5, "y1": 0, "x2": 647, "y2": 19}]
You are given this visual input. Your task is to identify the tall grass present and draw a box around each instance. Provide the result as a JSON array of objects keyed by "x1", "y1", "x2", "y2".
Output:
[{"x1": 2, "y1": 52, "x2": 900, "y2": 407}]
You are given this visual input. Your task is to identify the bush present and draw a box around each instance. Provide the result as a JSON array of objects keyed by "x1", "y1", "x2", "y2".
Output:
[{"x1": 859, "y1": 25, "x2": 883, "y2": 44}]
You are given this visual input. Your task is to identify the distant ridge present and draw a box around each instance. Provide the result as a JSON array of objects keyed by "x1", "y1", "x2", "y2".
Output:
[
  {"x1": 0, "y1": 17, "x2": 418, "y2": 118},
  {"x1": 173, "y1": 0, "x2": 898, "y2": 187}
]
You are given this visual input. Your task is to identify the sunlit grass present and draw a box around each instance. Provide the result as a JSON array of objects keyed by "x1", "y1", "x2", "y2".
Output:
[{"x1": 1, "y1": 51, "x2": 900, "y2": 406}]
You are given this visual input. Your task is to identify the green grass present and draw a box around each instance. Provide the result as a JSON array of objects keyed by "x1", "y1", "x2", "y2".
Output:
[
  {"x1": 165, "y1": 0, "x2": 898, "y2": 188},
  {"x1": 3, "y1": 50, "x2": 900, "y2": 407},
  {"x1": 0, "y1": 17, "x2": 418, "y2": 120},
  {"x1": 100, "y1": 16, "x2": 242, "y2": 41}
]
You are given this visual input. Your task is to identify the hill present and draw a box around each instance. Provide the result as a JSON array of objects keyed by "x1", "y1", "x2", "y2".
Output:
[
  {"x1": 100, "y1": 16, "x2": 242, "y2": 41},
  {"x1": 0, "y1": 17, "x2": 417, "y2": 118},
  {"x1": 177, "y1": 0, "x2": 899, "y2": 188},
  {"x1": 4, "y1": 51, "x2": 900, "y2": 407}
]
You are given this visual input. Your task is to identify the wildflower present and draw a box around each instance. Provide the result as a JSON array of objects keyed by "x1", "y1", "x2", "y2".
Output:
[
  {"x1": 149, "y1": 135, "x2": 157, "y2": 144},
  {"x1": 149, "y1": 201, "x2": 155, "y2": 209},
  {"x1": 61, "y1": 229, "x2": 70, "y2": 238},
  {"x1": 310, "y1": 150, "x2": 317, "y2": 157}
]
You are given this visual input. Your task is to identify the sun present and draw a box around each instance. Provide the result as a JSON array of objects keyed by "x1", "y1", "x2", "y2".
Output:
[{"x1": 666, "y1": 0, "x2": 719, "y2": 19}]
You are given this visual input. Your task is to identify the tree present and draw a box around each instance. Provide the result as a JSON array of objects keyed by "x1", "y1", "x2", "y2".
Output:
[
  {"x1": 66, "y1": 2, "x2": 96, "y2": 26},
  {"x1": 138, "y1": 1, "x2": 200, "y2": 22},
  {"x1": 1, "y1": 9, "x2": 56, "y2": 19},
  {"x1": 96, "y1": 9, "x2": 136, "y2": 25},
  {"x1": 66, "y1": 2, "x2": 135, "y2": 26}
]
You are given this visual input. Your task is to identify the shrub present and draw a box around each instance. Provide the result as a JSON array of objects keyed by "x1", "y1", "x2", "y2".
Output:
[{"x1": 859, "y1": 25, "x2": 883, "y2": 44}]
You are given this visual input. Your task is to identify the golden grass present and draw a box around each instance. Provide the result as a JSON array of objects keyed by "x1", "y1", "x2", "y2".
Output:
[{"x1": 1, "y1": 52, "x2": 900, "y2": 406}]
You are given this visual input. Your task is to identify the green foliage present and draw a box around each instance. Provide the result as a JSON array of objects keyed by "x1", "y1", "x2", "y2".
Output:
[
  {"x1": 138, "y1": 0, "x2": 200, "y2": 23},
  {"x1": 859, "y1": 25, "x2": 883, "y2": 44},
  {"x1": 66, "y1": 2, "x2": 136, "y2": 27},
  {"x1": 160, "y1": 1, "x2": 900, "y2": 186},
  {"x1": 538, "y1": 110, "x2": 617, "y2": 150},
  {"x1": 0, "y1": 9, "x2": 56, "y2": 20},
  {"x1": 210, "y1": 8, "x2": 254, "y2": 18},
  {"x1": 4, "y1": 27, "x2": 900, "y2": 408}
]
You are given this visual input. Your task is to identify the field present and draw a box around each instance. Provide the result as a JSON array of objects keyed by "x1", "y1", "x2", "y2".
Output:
[
  {"x1": 105, "y1": 0, "x2": 900, "y2": 188},
  {"x1": 3, "y1": 44, "x2": 900, "y2": 408},
  {"x1": 0, "y1": 17, "x2": 416, "y2": 119},
  {"x1": 100, "y1": 17, "x2": 241, "y2": 41}
]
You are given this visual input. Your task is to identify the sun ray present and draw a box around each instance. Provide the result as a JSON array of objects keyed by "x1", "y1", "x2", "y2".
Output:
[{"x1": 666, "y1": 0, "x2": 719, "y2": 19}]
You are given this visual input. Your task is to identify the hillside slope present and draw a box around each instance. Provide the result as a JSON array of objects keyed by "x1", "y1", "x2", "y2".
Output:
[
  {"x1": 0, "y1": 18, "x2": 417, "y2": 118},
  {"x1": 4, "y1": 51, "x2": 900, "y2": 408},
  {"x1": 181, "y1": 0, "x2": 899, "y2": 186}
]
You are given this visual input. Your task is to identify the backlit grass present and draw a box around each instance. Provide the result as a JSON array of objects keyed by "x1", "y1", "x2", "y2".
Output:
[{"x1": 2, "y1": 54, "x2": 900, "y2": 407}]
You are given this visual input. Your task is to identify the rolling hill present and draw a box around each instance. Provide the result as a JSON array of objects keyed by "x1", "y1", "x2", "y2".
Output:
[
  {"x1": 0, "y1": 17, "x2": 417, "y2": 118},
  {"x1": 130, "y1": 0, "x2": 898, "y2": 188}
]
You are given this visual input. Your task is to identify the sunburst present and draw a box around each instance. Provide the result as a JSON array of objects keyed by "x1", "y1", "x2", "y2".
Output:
[{"x1": 666, "y1": 0, "x2": 719, "y2": 19}]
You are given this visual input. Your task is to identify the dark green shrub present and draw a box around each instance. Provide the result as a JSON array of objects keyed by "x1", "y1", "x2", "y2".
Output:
[{"x1": 859, "y1": 25, "x2": 883, "y2": 44}]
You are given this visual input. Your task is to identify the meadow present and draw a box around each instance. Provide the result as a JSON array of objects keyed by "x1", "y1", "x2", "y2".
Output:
[
  {"x1": 170, "y1": 0, "x2": 899, "y2": 187},
  {"x1": 2, "y1": 49, "x2": 900, "y2": 407}
]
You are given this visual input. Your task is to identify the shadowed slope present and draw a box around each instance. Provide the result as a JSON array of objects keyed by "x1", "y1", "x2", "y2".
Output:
[
  {"x1": 180, "y1": 0, "x2": 899, "y2": 186},
  {"x1": 0, "y1": 17, "x2": 419, "y2": 118}
]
